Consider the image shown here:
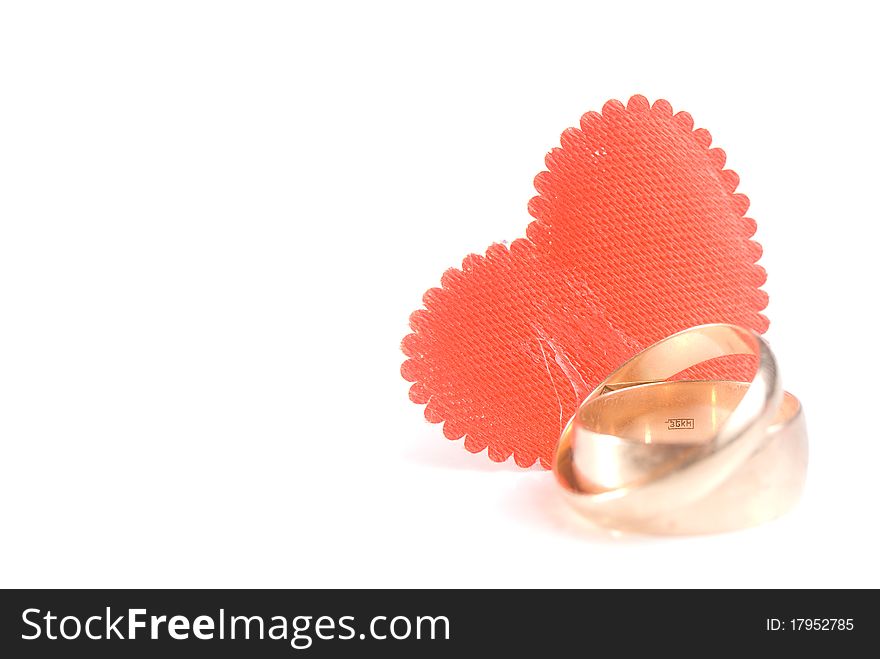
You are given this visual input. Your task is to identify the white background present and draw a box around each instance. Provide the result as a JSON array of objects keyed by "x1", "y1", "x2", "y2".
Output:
[{"x1": 1, "y1": 2, "x2": 877, "y2": 588}]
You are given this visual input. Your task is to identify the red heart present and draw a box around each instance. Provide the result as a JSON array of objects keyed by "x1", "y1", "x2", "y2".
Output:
[{"x1": 402, "y1": 95, "x2": 768, "y2": 469}]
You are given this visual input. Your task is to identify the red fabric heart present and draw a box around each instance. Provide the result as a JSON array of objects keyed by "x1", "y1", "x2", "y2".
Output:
[{"x1": 402, "y1": 95, "x2": 768, "y2": 469}]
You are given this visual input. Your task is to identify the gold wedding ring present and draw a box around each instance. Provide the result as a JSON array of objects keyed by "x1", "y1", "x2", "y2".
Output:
[{"x1": 553, "y1": 324, "x2": 807, "y2": 535}]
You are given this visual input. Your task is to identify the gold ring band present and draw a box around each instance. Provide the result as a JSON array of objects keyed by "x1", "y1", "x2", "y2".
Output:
[{"x1": 553, "y1": 324, "x2": 808, "y2": 535}]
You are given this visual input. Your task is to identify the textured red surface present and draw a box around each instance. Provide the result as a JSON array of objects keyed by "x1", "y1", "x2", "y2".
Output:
[{"x1": 401, "y1": 95, "x2": 768, "y2": 469}]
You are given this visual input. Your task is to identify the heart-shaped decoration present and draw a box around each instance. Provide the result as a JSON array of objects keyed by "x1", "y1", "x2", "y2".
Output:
[{"x1": 401, "y1": 95, "x2": 768, "y2": 469}]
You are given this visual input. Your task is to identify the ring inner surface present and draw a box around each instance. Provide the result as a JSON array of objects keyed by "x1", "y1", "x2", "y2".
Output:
[
  {"x1": 581, "y1": 380, "x2": 742, "y2": 444},
  {"x1": 562, "y1": 382, "x2": 800, "y2": 494},
  {"x1": 578, "y1": 380, "x2": 797, "y2": 445}
]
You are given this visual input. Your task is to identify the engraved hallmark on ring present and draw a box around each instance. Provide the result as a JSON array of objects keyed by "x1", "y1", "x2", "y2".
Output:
[{"x1": 667, "y1": 418, "x2": 695, "y2": 430}]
